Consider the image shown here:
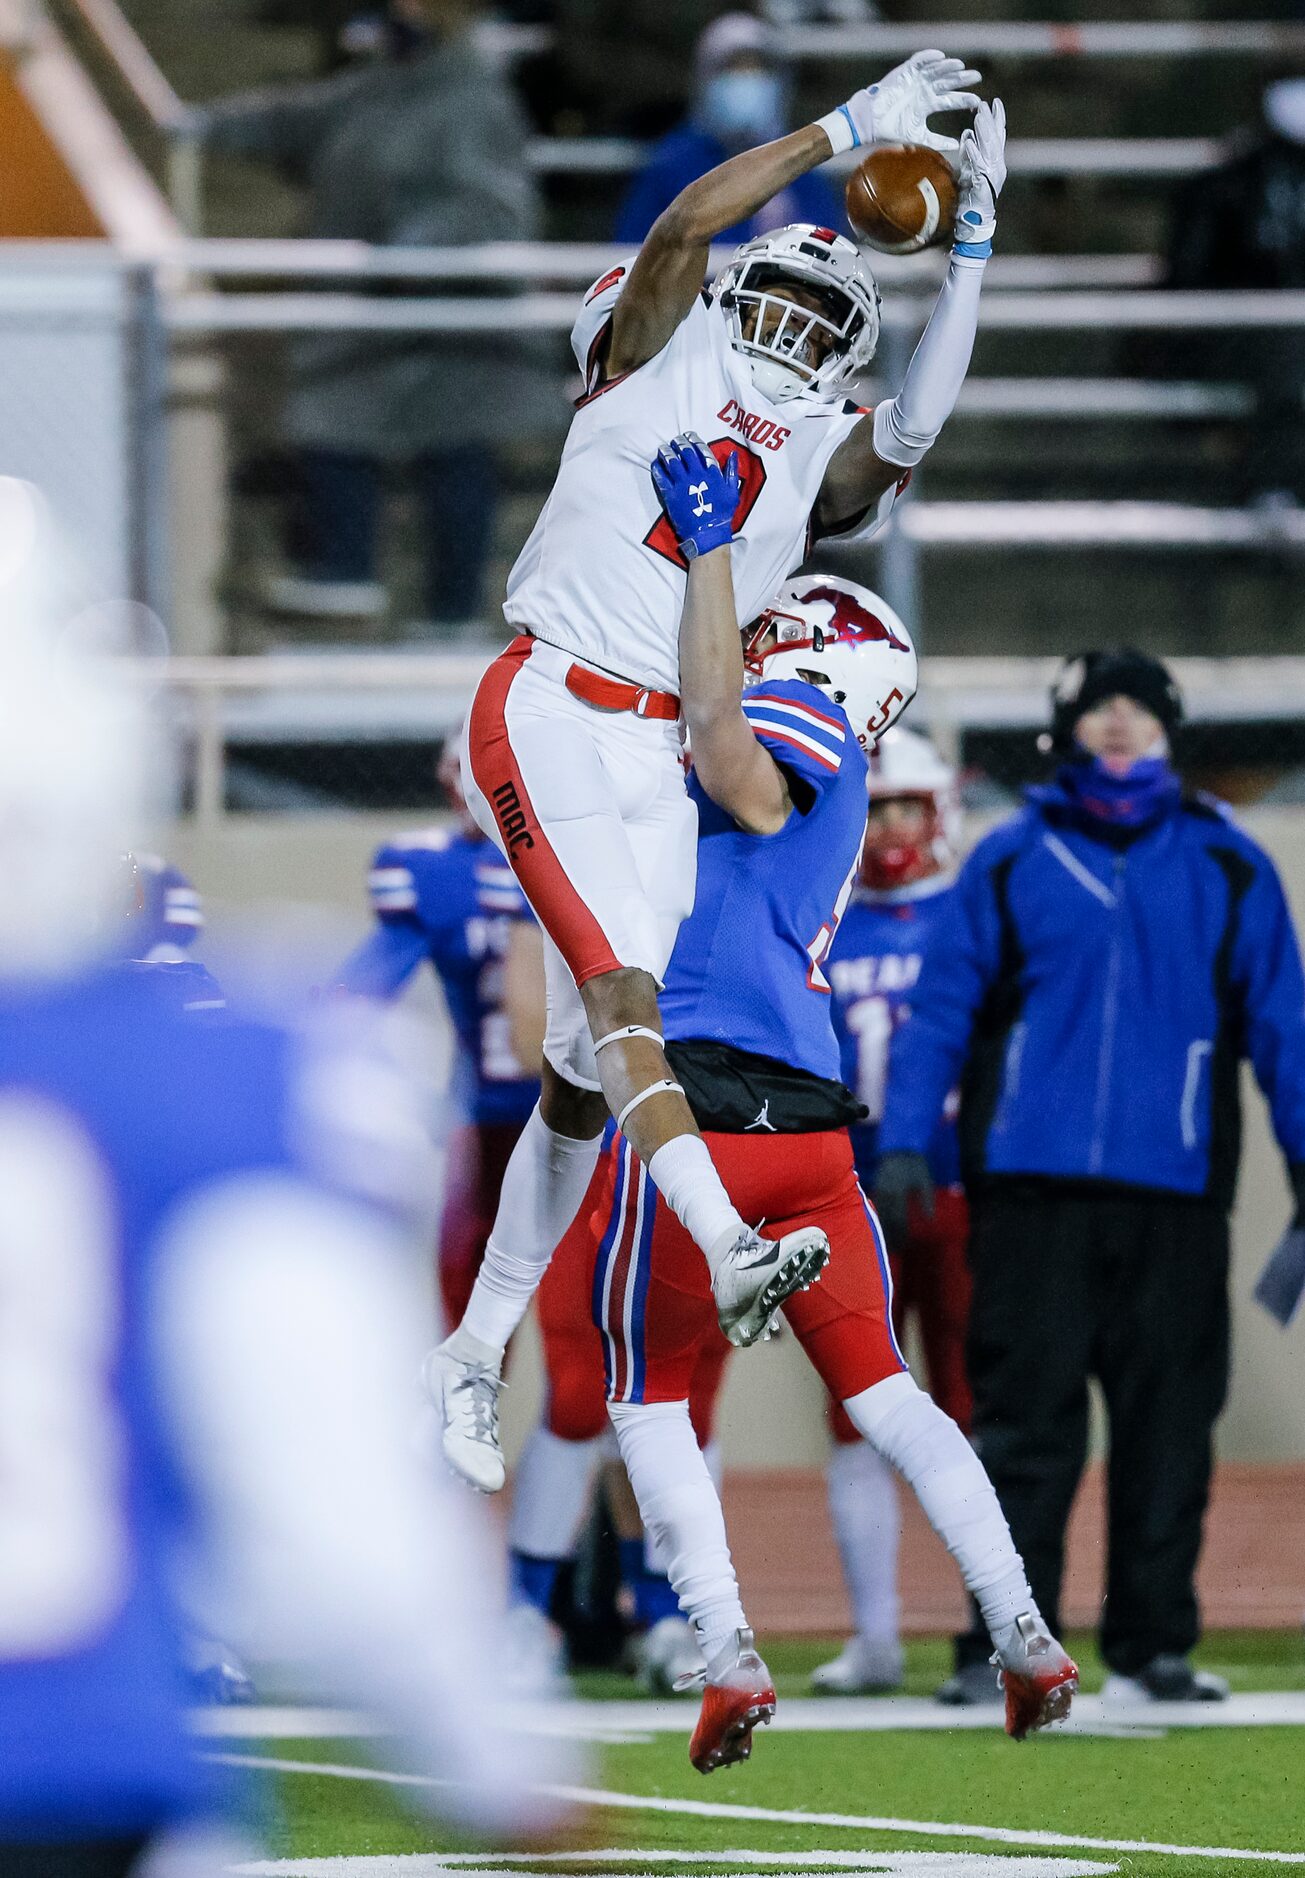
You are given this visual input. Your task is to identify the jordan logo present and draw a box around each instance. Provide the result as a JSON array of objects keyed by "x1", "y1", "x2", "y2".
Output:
[{"x1": 745, "y1": 1100, "x2": 777, "y2": 1132}]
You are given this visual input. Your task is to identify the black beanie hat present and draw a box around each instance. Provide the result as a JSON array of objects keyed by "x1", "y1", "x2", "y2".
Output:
[{"x1": 1046, "y1": 648, "x2": 1184, "y2": 754}]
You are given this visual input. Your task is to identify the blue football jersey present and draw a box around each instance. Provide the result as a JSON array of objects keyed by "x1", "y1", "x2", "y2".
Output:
[
  {"x1": 661, "y1": 679, "x2": 869, "y2": 1083},
  {"x1": 339, "y1": 829, "x2": 540, "y2": 1127},
  {"x1": 131, "y1": 856, "x2": 204, "y2": 960},
  {"x1": 827, "y1": 881, "x2": 961, "y2": 1188},
  {"x1": 0, "y1": 969, "x2": 353, "y2": 1837}
]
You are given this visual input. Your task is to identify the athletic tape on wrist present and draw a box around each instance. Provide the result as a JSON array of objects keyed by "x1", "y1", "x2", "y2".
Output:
[
  {"x1": 594, "y1": 1025, "x2": 665, "y2": 1054},
  {"x1": 616, "y1": 1080, "x2": 684, "y2": 1133},
  {"x1": 815, "y1": 104, "x2": 858, "y2": 155}
]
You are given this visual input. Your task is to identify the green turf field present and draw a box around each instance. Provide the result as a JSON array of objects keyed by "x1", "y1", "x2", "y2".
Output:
[{"x1": 219, "y1": 1632, "x2": 1305, "y2": 1877}]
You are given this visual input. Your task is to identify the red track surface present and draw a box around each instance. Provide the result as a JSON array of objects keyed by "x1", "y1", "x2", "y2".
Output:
[{"x1": 724, "y1": 1461, "x2": 1305, "y2": 1633}]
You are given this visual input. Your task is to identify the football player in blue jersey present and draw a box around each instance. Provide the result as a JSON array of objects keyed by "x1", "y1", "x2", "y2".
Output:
[
  {"x1": 117, "y1": 855, "x2": 226, "y2": 1020},
  {"x1": 338, "y1": 740, "x2": 545, "y2": 1332},
  {"x1": 340, "y1": 751, "x2": 617, "y2": 1659},
  {"x1": 0, "y1": 547, "x2": 571, "y2": 1872},
  {"x1": 128, "y1": 854, "x2": 204, "y2": 960},
  {"x1": 815, "y1": 726, "x2": 972, "y2": 1694},
  {"x1": 539, "y1": 436, "x2": 1076, "y2": 1773}
]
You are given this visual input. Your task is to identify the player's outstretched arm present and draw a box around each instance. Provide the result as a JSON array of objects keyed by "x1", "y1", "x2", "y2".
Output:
[
  {"x1": 652, "y1": 436, "x2": 791, "y2": 837},
  {"x1": 815, "y1": 99, "x2": 1006, "y2": 538},
  {"x1": 607, "y1": 50, "x2": 982, "y2": 381}
]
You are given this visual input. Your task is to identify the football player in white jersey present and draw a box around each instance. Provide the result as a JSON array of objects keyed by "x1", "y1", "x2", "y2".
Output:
[{"x1": 434, "y1": 52, "x2": 1008, "y2": 1494}]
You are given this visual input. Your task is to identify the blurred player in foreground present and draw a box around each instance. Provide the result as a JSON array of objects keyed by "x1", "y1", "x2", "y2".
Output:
[
  {"x1": 434, "y1": 51, "x2": 1009, "y2": 1492},
  {"x1": 338, "y1": 741, "x2": 544, "y2": 1329},
  {"x1": 532, "y1": 438, "x2": 1076, "y2": 1774},
  {"x1": 0, "y1": 500, "x2": 572, "y2": 1871},
  {"x1": 815, "y1": 727, "x2": 971, "y2": 1693}
]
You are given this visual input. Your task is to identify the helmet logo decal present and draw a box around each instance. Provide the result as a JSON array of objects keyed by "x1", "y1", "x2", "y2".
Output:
[
  {"x1": 800, "y1": 583, "x2": 912, "y2": 654},
  {"x1": 644, "y1": 438, "x2": 766, "y2": 572}
]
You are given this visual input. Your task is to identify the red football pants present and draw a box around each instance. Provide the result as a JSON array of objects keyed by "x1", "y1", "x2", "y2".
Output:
[
  {"x1": 827, "y1": 1185, "x2": 973, "y2": 1443},
  {"x1": 438, "y1": 1120, "x2": 529, "y2": 1327},
  {"x1": 539, "y1": 1127, "x2": 906, "y2": 1429}
]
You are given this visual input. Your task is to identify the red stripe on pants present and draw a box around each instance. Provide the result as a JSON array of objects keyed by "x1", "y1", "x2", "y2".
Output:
[{"x1": 466, "y1": 637, "x2": 624, "y2": 986}]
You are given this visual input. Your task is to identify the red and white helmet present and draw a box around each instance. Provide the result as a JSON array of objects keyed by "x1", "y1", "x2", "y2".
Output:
[
  {"x1": 743, "y1": 575, "x2": 917, "y2": 749},
  {"x1": 862, "y1": 726, "x2": 962, "y2": 893},
  {"x1": 715, "y1": 224, "x2": 881, "y2": 404}
]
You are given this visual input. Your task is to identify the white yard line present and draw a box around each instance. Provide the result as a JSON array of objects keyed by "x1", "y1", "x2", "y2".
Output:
[
  {"x1": 204, "y1": 1753, "x2": 1305, "y2": 1865},
  {"x1": 230, "y1": 1857, "x2": 1118, "y2": 1876},
  {"x1": 192, "y1": 1692, "x2": 1305, "y2": 1741}
]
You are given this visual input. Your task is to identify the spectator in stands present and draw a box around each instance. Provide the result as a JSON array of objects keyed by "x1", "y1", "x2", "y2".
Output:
[
  {"x1": 875, "y1": 650, "x2": 1305, "y2": 1708},
  {"x1": 615, "y1": 13, "x2": 841, "y2": 246},
  {"x1": 1166, "y1": 78, "x2": 1305, "y2": 505},
  {"x1": 195, "y1": 0, "x2": 555, "y2": 633}
]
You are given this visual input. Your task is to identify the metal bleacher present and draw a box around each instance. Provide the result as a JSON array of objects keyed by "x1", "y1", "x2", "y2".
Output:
[{"x1": 12, "y1": 0, "x2": 1305, "y2": 697}]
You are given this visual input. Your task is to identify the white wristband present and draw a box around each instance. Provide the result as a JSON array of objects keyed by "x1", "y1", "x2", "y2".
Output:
[{"x1": 815, "y1": 105, "x2": 860, "y2": 157}]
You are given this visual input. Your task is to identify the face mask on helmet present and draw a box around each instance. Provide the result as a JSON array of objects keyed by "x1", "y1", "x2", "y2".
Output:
[
  {"x1": 860, "y1": 727, "x2": 961, "y2": 892},
  {"x1": 743, "y1": 576, "x2": 917, "y2": 748},
  {"x1": 716, "y1": 226, "x2": 881, "y2": 403}
]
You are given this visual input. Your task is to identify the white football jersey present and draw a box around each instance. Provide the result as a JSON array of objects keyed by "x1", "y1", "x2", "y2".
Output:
[{"x1": 504, "y1": 265, "x2": 903, "y2": 696}]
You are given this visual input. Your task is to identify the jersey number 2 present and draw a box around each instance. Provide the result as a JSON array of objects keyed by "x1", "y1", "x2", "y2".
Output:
[{"x1": 643, "y1": 438, "x2": 766, "y2": 571}]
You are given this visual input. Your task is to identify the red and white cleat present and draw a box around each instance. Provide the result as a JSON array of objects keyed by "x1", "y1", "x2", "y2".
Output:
[
  {"x1": 993, "y1": 1612, "x2": 1079, "y2": 1740},
  {"x1": 686, "y1": 1627, "x2": 776, "y2": 1774}
]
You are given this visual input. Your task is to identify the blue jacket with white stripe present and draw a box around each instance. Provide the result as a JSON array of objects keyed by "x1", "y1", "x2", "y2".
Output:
[{"x1": 877, "y1": 782, "x2": 1305, "y2": 1206}]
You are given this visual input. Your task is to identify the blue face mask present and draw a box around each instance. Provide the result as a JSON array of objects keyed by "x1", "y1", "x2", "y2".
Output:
[
  {"x1": 700, "y1": 70, "x2": 785, "y2": 149},
  {"x1": 1054, "y1": 751, "x2": 1183, "y2": 830}
]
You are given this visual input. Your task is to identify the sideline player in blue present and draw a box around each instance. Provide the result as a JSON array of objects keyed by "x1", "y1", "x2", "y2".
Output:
[
  {"x1": 816, "y1": 725, "x2": 972, "y2": 1695},
  {"x1": 536, "y1": 436, "x2": 1076, "y2": 1775},
  {"x1": 117, "y1": 854, "x2": 226, "y2": 1020},
  {"x1": 337, "y1": 743, "x2": 543, "y2": 1329},
  {"x1": 0, "y1": 601, "x2": 572, "y2": 1873}
]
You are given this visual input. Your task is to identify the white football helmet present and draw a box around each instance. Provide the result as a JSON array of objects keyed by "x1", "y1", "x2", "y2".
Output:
[
  {"x1": 863, "y1": 726, "x2": 962, "y2": 892},
  {"x1": 715, "y1": 224, "x2": 881, "y2": 404},
  {"x1": 743, "y1": 574, "x2": 917, "y2": 749}
]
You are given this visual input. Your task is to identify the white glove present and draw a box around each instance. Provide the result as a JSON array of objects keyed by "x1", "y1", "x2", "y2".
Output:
[
  {"x1": 816, "y1": 49, "x2": 982, "y2": 156},
  {"x1": 954, "y1": 97, "x2": 1007, "y2": 249}
]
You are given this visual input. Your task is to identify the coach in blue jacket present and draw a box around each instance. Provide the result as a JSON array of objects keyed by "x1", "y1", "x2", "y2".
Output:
[{"x1": 876, "y1": 648, "x2": 1305, "y2": 1705}]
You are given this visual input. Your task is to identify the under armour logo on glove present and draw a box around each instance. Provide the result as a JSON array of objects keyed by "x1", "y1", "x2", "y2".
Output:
[{"x1": 650, "y1": 434, "x2": 740, "y2": 561}]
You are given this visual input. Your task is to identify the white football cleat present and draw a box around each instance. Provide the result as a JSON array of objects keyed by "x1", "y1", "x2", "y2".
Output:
[
  {"x1": 712, "y1": 1224, "x2": 830, "y2": 1348},
  {"x1": 634, "y1": 1615, "x2": 705, "y2": 1696},
  {"x1": 810, "y1": 1635, "x2": 904, "y2": 1694},
  {"x1": 1101, "y1": 1655, "x2": 1229, "y2": 1705},
  {"x1": 426, "y1": 1338, "x2": 506, "y2": 1493},
  {"x1": 990, "y1": 1611, "x2": 1078, "y2": 1740}
]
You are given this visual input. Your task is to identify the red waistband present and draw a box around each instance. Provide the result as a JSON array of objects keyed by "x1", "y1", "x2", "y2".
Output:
[{"x1": 563, "y1": 660, "x2": 680, "y2": 721}]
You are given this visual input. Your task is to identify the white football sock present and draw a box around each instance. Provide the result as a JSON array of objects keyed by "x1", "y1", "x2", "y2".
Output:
[
  {"x1": 826, "y1": 1439, "x2": 901, "y2": 1646},
  {"x1": 458, "y1": 1107, "x2": 603, "y2": 1355},
  {"x1": 842, "y1": 1371, "x2": 1035, "y2": 1642},
  {"x1": 608, "y1": 1398, "x2": 745, "y2": 1660},
  {"x1": 644, "y1": 1435, "x2": 723, "y2": 1576},
  {"x1": 646, "y1": 1135, "x2": 743, "y2": 1270},
  {"x1": 508, "y1": 1424, "x2": 603, "y2": 1561}
]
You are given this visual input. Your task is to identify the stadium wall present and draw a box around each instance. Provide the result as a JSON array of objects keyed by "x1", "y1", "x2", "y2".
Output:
[{"x1": 172, "y1": 805, "x2": 1305, "y2": 1467}]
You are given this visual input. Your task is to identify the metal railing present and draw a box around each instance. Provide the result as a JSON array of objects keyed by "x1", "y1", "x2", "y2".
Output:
[
  {"x1": 152, "y1": 652, "x2": 1305, "y2": 825},
  {"x1": 159, "y1": 274, "x2": 1305, "y2": 335},
  {"x1": 527, "y1": 136, "x2": 1224, "y2": 180}
]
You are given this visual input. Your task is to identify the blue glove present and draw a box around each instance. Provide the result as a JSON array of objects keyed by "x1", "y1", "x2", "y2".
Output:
[{"x1": 650, "y1": 433, "x2": 740, "y2": 561}]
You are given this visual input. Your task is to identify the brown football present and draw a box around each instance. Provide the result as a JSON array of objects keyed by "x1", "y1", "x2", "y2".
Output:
[{"x1": 845, "y1": 144, "x2": 958, "y2": 255}]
